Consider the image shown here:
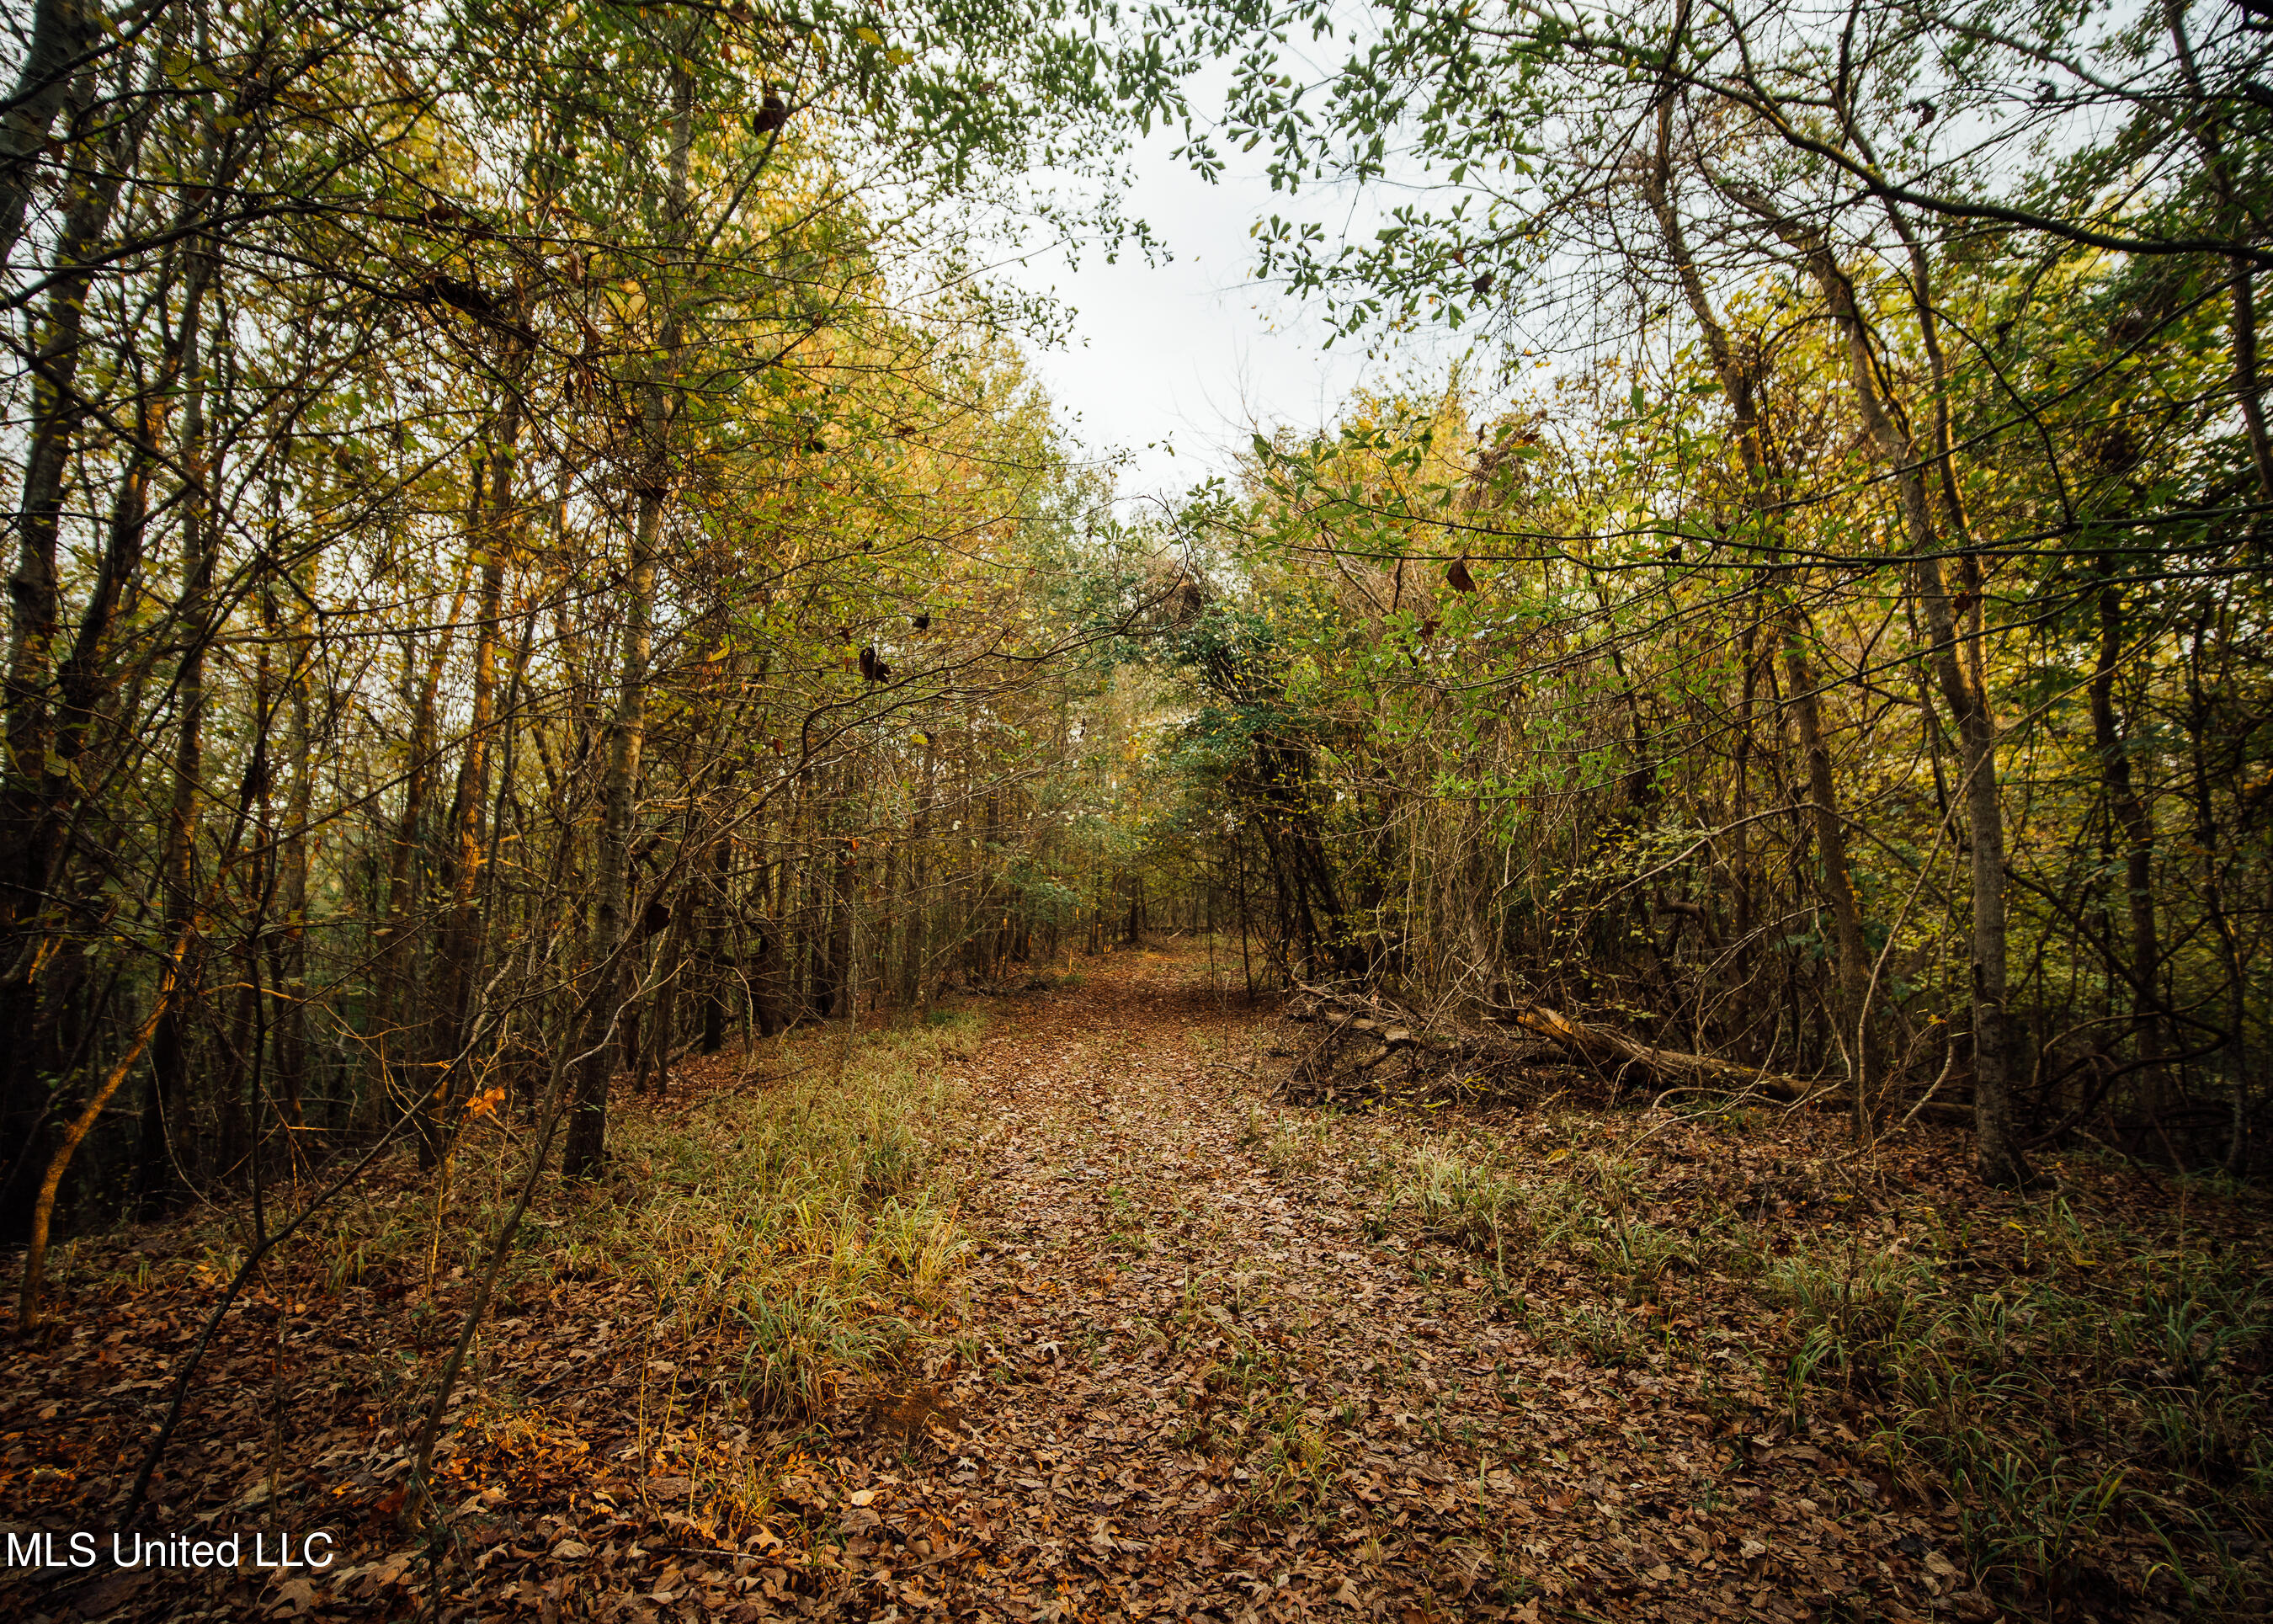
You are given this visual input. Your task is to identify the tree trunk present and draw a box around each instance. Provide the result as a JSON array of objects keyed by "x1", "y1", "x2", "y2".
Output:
[
  {"x1": 1643, "y1": 129, "x2": 1876, "y2": 1124},
  {"x1": 2090, "y1": 563, "x2": 2166, "y2": 1110},
  {"x1": 275, "y1": 552, "x2": 316, "y2": 1136},
  {"x1": 562, "y1": 52, "x2": 696, "y2": 1178},
  {"x1": 1773, "y1": 220, "x2": 2031, "y2": 1185},
  {"x1": 0, "y1": 0, "x2": 99, "y2": 273},
  {"x1": 20, "y1": 950, "x2": 184, "y2": 1330},
  {"x1": 699, "y1": 834, "x2": 732, "y2": 1052},
  {"x1": 828, "y1": 832, "x2": 857, "y2": 1019},
  {"x1": 901, "y1": 737, "x2": 933, "y2": 1009},
  {"x1": 144, "y1": 244, "x2": 223, "y2": 1202},
  {"x1": 423, "y1": 387, "x2": 523, "y2": 1165},
  {"x1": 366, "y1": 564, "x2": 469, "y2": 1131}
]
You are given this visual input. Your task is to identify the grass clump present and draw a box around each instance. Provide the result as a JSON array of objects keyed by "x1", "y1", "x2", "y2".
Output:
[
  {"x1": 435, "y1": 1014, "x2": 993, "y2": 1532},
  {"x1": 1403, "y1": 1146, "x2": 1531, "y2": 1261},
  {"x1": 582, "y1": 1015, "x2": 984, "y2": 1420}
]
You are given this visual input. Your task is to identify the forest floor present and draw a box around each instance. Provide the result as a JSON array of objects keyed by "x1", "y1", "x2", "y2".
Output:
[{"x1": 3, "y1": 946, "x2": 2269, "y2": 1623}]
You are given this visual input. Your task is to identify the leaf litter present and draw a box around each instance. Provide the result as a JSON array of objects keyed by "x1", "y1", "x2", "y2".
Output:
[{"x1": 3, "y1": 949, "x2": 2267, "y2": 1621}]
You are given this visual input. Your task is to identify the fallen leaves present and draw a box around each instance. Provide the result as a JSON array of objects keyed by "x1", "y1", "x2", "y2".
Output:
[{"x1": 3, "y1": 949, "x2": 2266, "y2": 1621}]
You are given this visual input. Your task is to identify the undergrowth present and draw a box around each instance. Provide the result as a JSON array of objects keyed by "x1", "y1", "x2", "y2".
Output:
[
  {"x1": 548, "y1": 1017, "x2": 982, "y2": 1424},
  {"x1": 68, "y1": 1010, "x2": 988, "y2": 1537},
  {"x1": 1248, "y1": 1081, "x2": 2273, "y2": 1619}
]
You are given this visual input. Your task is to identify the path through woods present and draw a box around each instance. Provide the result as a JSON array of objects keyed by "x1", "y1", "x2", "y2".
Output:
[
  {"x1": 892, "y1": 951, "x2": 1954, "y2": 1624},
  {"x1": 13, "y1": 945, "x2": 2260, "y2": 1622}
]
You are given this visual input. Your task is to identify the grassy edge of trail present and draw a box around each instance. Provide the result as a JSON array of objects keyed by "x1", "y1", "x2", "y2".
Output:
[
  {"x1": 3, "y1": 1004, "x2": 992, "y2": 1600},
  {"x1": 1229, "y1": 1057, "x2": 2273, "y2": 1621},
  {"x1": 400, "y1": 1006, "x2": 992, "y2": 1529}
]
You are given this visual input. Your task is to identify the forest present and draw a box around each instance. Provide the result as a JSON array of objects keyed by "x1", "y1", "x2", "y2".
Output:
[{"x1": 2, "y1": 0, "x2": 2270, "y2": 1619}]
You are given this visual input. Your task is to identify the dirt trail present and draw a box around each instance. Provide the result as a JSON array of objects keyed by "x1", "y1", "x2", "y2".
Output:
[
  {"x1": 0, "y1": 948, "x2": 1966, "y2": 1624},
  {"x1": 862, "y1": 950, "x2": 1940, "y2": 1624}
]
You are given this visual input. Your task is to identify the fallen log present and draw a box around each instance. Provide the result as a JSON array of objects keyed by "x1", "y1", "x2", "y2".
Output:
[
  {"x1": 1496, "y1": 1004, "x2": 1834, "y2": 1105},
  {"x1": 1289, "y1": 982, "x2": 1417, "y2": 1047},
  {"x1": 1280, "y1": 982, "x2": 1450, "y2": 1102},
  {"x1": 1287, "y1": 980, "x2": 1883, "y2": 1110}
]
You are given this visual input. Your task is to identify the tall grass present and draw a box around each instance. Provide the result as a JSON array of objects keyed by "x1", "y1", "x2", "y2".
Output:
[{"x1": 574, "y1": 1014, "x2": 985, "y2": 1419}]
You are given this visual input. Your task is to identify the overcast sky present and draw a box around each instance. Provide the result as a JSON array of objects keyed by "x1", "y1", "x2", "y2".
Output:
[{"x1": 1001, "y1": 108, "x2": 1469, "y2": 513}]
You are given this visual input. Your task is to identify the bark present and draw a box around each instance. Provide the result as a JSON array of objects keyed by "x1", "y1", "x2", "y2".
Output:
[
  {"x1": 798, "y1": 785, "x2": 830, "y2": 1017},
  {"x1": 828, "y1": 832, "x2": 857, "y2": 1019},
  {"x1": 902, "y1": 736, "x2": 933, "y2": 1010},
  {"x1": 2182, "y1": 612, "x2": 2253, "y2": 1174},
  {"x1": 1759, "y1": 211, "x2": 2031, "y2": 1185},
  {"x1": 640, "y1": 886, "x2": 694, "y2": 1093},
  {"x1": 1781, "y1": 632, "x2": 1876, "y2": 1120},
  {"x1": 141, "y1": 296, "x2": 221, "y2": 1195},
  {"x1": 0, "y1": 0, "x2": 101, "y2": 272},
  {"x1": 4, "y1": 60, "x2": 128, "y2": 940},
  {"x1": 423, "y1": 386, "x2": 523, "y2": 1164},
  {"x1": 977, "y1": 784, "x2": 1001, "y2": 981},
  {"x1": 7, "y1": 246, "x2": 216, "y2": 1220},
  {"x1": 562, "y1": 53, "x2": 695, "y2": 1178},
  {"x1": 1507, "y1": 1003, "x2": 1838, "y2": 1106},
  {"x1": 19, "y1": 955, "x2": 181, "y2": 1329},
  {"x1": 275, "y1": 556, "x2": 316, "y2": 1132},
  {"x1": 878, "y1": 831, "x2": 900, "y2": 1009},
  {"x1": 365, "y1": 563, "x2": 469, "y2": 1127},
  {"x1": 1730, "y1": 615, "x2": 1759, "y2": 987},
  {"x1": 2227, "y1": 258, "x2": 2273, "y2": 504},
  {"x1": 1290, "y1": 981, "x2": 1839, "y2": 1108},
  {"x1": 698, "y1": 833, "x2": 731, "y2": 1052},
  {"x1": 2162, "y1": 0, "x2": 2273, "y2": 503},
  {"x1": 750, "y1": 823, "x2": 783, "y2": 1040},
  {"x1": 1644, "y1": 121, "x2": 1876, "y2": 1123},
  {"x1": 2089, "y1": 565, "x2": 2166, "y2": 1107}
]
